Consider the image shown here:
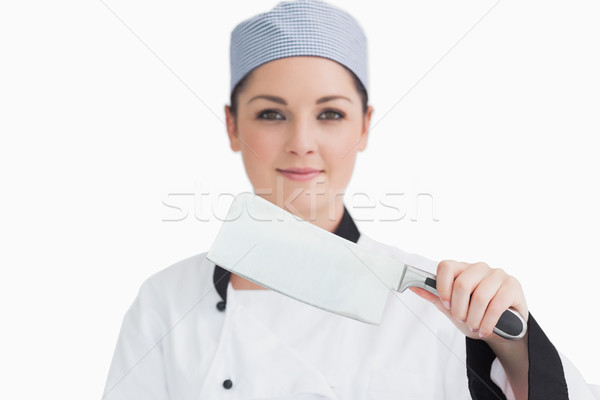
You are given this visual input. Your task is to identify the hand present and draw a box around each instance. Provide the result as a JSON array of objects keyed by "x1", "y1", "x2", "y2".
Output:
[{"x1": 409, "y1": 259, "x2": 529, "y2": 344}]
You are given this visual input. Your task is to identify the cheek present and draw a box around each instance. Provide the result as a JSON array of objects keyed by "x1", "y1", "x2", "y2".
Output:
[
  {"x1": 323, "y1": 119, "x2": 363, "y2": 157},
  {"x1": 238, "y1": 129, "x2": 281, "y2": 178},
  {"x1": 321, "y1": 131, "x2": 360, "y2": 186}
]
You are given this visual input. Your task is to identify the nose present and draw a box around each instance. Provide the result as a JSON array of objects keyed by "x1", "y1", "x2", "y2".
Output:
[{"x1": 284, "y1": 118, "x2": 317, "y2": 156}]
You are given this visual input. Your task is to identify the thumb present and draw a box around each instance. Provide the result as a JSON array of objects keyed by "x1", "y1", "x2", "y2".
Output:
[
  {"x1": 408, "y1": 287, "x2": 448, "y2": 315},
  {"x1": 408, "y1": 286, "x2": 438, "y2": 303}
]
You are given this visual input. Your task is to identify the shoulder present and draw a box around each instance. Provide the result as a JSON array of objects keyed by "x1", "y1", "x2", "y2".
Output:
[
  {"x1": 132, "y1": 252, "x2": 217, "y2": 321},
  {"x1": 357, "y1": 232, "x2": 439, "y2": 273},
  {"x1": 144, "y1": 252, "x2": 215, "y2": 291}
]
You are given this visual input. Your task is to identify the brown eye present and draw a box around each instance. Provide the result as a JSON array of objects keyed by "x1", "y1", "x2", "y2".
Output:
[
  {"x1": 319, "y1": 110, "x2": 343, "y2": 120},
  {"x1": 258, "y1": 110, "x2": 284, "y2": 120}
]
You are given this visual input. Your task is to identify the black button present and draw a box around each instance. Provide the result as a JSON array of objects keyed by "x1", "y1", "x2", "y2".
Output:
[
  {"x1": 222, "y1": 379, "x2": 233, "y2": 389},
  {"x1": 216, "y1": 301, "x2": 226, "y2": 311}
]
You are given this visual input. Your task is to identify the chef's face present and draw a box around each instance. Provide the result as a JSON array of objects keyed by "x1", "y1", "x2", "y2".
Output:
[{"x1": 225, "y1": 56, "x2": 373, "y2": 222}]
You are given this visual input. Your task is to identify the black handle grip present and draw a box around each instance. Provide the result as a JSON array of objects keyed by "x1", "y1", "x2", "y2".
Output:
[{"x1": 423, "y1": 278, "x2": 527, "y2": 340}]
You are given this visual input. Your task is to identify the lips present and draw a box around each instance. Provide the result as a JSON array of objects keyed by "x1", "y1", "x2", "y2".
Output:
[
  {"x1": 276, "y1": 167, "x2": 324, "y2": 181},
  {"x1": 278, "y1": 167, "x2": 323, "y2": 174}
]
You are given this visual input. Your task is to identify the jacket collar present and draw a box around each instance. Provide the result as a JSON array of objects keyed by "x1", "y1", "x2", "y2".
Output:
[{"x1": 212, "y1": 205, "x2": 361, "y2": 303}]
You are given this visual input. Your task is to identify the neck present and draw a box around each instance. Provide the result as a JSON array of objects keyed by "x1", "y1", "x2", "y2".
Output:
[{"x1": 313, "y1": 201, "x2": 345, "y2": 233}]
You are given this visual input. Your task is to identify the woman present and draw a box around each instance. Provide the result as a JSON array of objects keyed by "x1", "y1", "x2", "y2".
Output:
[{"x1": 103, "y1": 1, "x2": 598, "y2": 399}]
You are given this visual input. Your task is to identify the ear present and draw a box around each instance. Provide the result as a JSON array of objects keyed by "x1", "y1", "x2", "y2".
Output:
[
  {"x1": 356, "y1": 105, "x2": 373, "y2": 152},
  {"x1": 224, "y1": 105, "x2": 241, "y2": 152}
]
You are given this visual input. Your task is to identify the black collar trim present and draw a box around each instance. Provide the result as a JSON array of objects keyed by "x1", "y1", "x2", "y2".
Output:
[{"x1": 212, "y1": 205, "x2": 360, "y2": 303}]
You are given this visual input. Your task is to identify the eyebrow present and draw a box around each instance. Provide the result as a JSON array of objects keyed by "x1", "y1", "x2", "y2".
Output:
[{"x1": 246, "y1": 95, "x2": 352, "y2": 105}]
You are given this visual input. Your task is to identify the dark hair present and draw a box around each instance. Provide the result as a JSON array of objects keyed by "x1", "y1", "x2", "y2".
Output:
[{"x1": 228, "y1": 64, "x2": 369, "y2": 118}]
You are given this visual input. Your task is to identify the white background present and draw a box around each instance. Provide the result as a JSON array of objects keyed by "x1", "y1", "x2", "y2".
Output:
[{"x1": 1, "y1": 0, "x2": 598, "y2": 398}]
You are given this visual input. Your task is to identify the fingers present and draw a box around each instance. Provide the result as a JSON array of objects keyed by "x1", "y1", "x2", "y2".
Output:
[
  {"x1": 435, "y1": 260, "x2": 527, "y2": 340},
  {"x1": 449, "y1": 262, "x2": 491, "y2": 323},
  {"x1": 435, "y1": 259, "x2": 466, "y2": 311},
  {"x1": 478, "y1": 276, "x2": 523, "y2": 337}
]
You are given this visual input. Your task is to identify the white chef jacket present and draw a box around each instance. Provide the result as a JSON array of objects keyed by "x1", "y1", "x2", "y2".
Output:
[{"x1": 102, "y1": 208, "x2": 599, "y2": 400}]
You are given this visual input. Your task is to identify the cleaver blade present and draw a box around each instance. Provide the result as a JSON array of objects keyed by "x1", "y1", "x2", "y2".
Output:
[{"x1": 206, "y1": 192, "x2": 527, "y2": 340}]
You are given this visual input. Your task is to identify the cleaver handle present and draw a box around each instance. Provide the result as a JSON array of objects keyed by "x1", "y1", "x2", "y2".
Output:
[{"x1": 398, "y1": 265, "x2": 528, "y2": 341}]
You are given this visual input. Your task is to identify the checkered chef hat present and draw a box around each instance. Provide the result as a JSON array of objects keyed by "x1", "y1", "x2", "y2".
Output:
[{"x1": 229, "y1": 0, "x2": 369, "y2": 95}]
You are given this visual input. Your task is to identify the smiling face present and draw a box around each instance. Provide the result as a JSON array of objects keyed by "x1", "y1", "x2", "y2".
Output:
[{"x1": 224, "y1": 56, "x2": 373, "y2": 228}]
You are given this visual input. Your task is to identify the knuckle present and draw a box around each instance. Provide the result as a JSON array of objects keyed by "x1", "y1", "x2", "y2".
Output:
[
  {"x1": 471, "y1": 291, "x2": 488, "y2": 305},
  {"x1": 507, "y1": 275, "x2": 521, "y2": 288},
  {"x1": 491, "y1": 268, "x2": 505, "y2": 279},
  {"x1": 437, "y1": 259, "x2": 453, "y2": 273},
  {"x1": 454, "y1": 277, "x2": 470, "y2": 295}
]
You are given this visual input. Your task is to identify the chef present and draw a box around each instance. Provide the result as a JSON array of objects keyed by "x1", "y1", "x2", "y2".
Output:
[{"x1": 102, "y1": 1, "x2": 599, "y2": 399}]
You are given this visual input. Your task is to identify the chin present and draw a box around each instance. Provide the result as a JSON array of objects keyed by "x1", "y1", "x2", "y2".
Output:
[
  {"x1": 252, "y1": 177, "x2": 342, "y2": 212},
  {"x1": 286, "y1": 193, "x2": 335, "y2": 219}
]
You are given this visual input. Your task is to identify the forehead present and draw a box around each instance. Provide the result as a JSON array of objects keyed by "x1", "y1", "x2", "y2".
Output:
[{"x1": 242, "y1": 56, "x2": 356, "y2": 97}]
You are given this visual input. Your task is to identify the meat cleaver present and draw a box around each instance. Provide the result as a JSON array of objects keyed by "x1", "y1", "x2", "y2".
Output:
[{"x1": 206, "y1": 192, "x2": 527, "y2": 340}]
